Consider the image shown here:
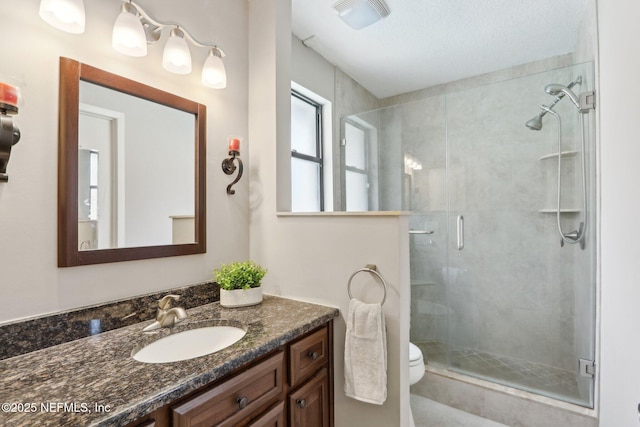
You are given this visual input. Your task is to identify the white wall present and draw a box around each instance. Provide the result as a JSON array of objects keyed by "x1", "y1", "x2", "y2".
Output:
[
  {"x1": 291, "y1": 35, "x2": 335, "y2": 103},
  {"x1": 249, "y1": 1, "x2": 410, "y2": 426},
  {"x1": 260, "y1": 214, "x2": 411, "y2": 427},
  {"x1": 597, "y1": 1, "x2": 640, "y2": 426},
  {"x1": 0, "y1": 0, "x2": 250, "y2": 323}
]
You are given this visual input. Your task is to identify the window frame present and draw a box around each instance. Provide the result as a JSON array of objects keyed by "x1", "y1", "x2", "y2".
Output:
[
  {"x1": 291, "y1": 89, "x2": 324, "y2": 211},
  {"x1": 341, "y1": 118, "x2": 372, "y2": 211}
]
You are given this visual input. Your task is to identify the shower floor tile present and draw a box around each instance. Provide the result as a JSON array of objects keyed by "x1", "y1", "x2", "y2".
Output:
[{"x1": 415, "y1": 341, "x2": 581, "y2": 402}]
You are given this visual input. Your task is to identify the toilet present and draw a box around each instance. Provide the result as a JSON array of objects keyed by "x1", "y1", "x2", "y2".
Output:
[
  {"x1": 409, "y1": 342, "x2": 425, "y2": 427},
  {"x1": 409, "y1": 342, "x2": 425, "y2": 385}
]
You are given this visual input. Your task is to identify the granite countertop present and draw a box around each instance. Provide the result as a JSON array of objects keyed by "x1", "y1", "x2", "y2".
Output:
[{"x1": 0, "y1": 295, "x2": 339, "y2": 427}]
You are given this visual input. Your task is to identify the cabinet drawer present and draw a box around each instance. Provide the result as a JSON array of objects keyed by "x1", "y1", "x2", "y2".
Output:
[
  {"x1": 248, "y1": 401, "x2": 285, "y2": 427},
  {"x1": 289, "y1": 326, "x2": 328, "y2": 388},
  {"x1": 288, "y1": 368, "x2": 329, "y2": 427},
  {"x1": 172, "y1": 351, "x2": 284, "y2": 427}
]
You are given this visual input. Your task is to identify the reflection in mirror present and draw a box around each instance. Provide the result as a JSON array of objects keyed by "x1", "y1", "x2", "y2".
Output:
[
  {"x1": 78, "y1": 81, "x2": 195, "y2": 250},
  {"x1": 58, "y1": 57, "x2": 206, "y2": 267},
  {"x1": 290, "y1": 1, "x2": 596, "y2": 212},
  {"x1": 342, "y1": 117, "x2": 376, "y2": 211}
]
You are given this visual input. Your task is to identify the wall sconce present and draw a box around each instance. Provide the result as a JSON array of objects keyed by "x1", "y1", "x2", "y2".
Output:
[
  {"x1": 221, "y1": 138, "x2": 243, "y2": 195},
  {"x1": 0, "y1": 83, "x2": 22, "y2": 182},
  {"x1": 39, "y1": 0, "x2": 227, "y2": 89}
]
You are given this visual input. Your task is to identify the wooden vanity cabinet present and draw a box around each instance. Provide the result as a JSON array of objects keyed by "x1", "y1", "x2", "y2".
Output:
[
  {"x1": 125, "y1": 321, "x2": 333, "y2": 427},
  {"x1": 288, "y1": 369, "x2": 329, "y2": 427},
  {"x1": 172, "y1": 351, "x2": 285, "y2": 426},
  {"x1": 287, "y1": 326, "x2": 332, "y2": 427},
  {"x1": 247, "y1": 401, "x2": 285, "y2": 427}
]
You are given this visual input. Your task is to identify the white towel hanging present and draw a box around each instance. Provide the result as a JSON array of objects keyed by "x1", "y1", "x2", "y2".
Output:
[{"x1": 344, "y1": 298, "x2": 387, "y2": 405}]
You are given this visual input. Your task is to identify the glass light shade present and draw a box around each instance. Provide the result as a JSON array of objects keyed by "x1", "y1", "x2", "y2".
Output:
[
  {"x1": 201, "y1": 50, "x2": 227, "y2": 89},
  {"x1": 112, "y1": 6, "x2": 147, "y2": 57},
  {"x1": 39, "y1": 0, "x2": 85, "y2": 34},
  {"x1": 163, "y1": 29, "x2": 192, "y2": 75}
]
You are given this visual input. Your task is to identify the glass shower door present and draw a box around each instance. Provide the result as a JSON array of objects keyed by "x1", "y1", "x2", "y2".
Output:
[{"x1": 444, "y1": 63, "x2": 596, "y2": 407}]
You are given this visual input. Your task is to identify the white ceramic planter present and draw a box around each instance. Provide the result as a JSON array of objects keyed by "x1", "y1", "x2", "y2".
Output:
[{"x1": 220, "y1": 287, "x2": 263, "y2": 308}]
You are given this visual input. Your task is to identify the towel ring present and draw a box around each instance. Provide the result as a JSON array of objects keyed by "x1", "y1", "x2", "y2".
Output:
[{"x1": 347, "y1": 264, "x2": 387, "y2": 305}]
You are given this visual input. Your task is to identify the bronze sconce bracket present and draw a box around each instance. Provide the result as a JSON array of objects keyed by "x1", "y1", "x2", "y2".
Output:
[
  {"x1": 0, "y1": 102, "x2": 21, "y2": 183},
  {"x1": 221, "y1": 150, "x2": 243, "y2": 195}
]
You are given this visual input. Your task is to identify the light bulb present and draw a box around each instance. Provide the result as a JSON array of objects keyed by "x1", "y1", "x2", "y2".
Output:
[
  {"x1": 112, "y1": 3, "x2": 147, "y2": 57},
  {"x1": 39, "y1": 0, "x2": 85, "y2": 34},
  {"x1": 201, "y1": 48, "x2": 227, "y2": 89},
  {"x1": 163, "y1": 28, "x2": 192, "y2": 74}
]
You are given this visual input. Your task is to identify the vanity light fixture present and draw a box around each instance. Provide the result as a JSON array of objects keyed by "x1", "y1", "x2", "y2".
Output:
[
  {"x1": 39, "y1": 0, "x2": 227, "y2": 89},
  {"x1": 202, "y1": 48, "x2": 227, "y2": 89},
  {"x1": 162, "y1": 28, "x2": 192, "y2": 75},
  {"x1": 0, "y1": 82, "x2": 22, "y2": 182},
  {"x1": 112, "y1": 2, "x2": 148, "y2": 57},
  {"x1": 404, "y1": 153, "x2": 422, "y2": 174},
  {"x1": 332, "y1": 0, "x2": 390, "y2": 30},
  {"x1": 112, "y1": 1, "x2": 226, "y2": 86},
  {"x1": 39, "y1": 0, "x2": 85, "y2": 34},
  {"x1": 222, "y1": 138, "x2": 243, "y2": 195}
]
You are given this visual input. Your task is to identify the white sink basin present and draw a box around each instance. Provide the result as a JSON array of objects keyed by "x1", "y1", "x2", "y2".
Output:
[{"x1": 133, "y1": 325, "x2": 246, "y2": 364}]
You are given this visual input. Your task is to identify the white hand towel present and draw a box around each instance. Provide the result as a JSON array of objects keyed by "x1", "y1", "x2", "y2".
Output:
[{"x1": 344, "y1": 298, "x2": 387, "y2": 405}]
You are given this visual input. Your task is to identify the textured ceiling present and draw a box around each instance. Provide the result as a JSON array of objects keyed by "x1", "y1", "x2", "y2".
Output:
[{"x1": 292, "y1": 0, "x2": 591, "y2": 99}]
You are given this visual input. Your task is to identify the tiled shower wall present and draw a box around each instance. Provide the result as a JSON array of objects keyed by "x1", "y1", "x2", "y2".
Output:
[{"x1": 367, "y1": 59, "x2": 595, "y2": 380}]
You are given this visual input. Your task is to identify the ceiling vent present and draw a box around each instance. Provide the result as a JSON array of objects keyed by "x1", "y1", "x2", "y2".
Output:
[{"x1": 332, "y1": 0, "x2": 390, "y2": 30}]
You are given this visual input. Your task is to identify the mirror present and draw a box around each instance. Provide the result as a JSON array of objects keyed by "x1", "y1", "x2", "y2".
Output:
[
  {"x1": 58, "y1": 57, "x2": 206, "y2": 267},
  {"x1": 290, "y1": 1, "x2": 596, "y2": 212}
]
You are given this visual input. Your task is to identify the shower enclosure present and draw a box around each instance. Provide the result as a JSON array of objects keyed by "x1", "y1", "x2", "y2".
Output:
[{"x1": 341, "y1": 61, "x2": 597, "y2": 407}]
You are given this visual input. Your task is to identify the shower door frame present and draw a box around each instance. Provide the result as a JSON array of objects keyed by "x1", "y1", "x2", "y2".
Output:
[{"x1": 442, "y1": 62, "x2": 598, "y2": 409}]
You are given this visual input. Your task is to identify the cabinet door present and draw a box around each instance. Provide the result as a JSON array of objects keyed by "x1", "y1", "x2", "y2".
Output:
[
  {"x1": 289, "y1": 369, "x2": 328, "y2": 427},
  {"x1": 289, "y1": 326, "x2": 328, "y2": 388},
  {"x1": 172, "y1": 351, "x2": 284, "y2": 427},
  {"x1": 248, "y1": 402, "x2": 285, "y2": 427}
]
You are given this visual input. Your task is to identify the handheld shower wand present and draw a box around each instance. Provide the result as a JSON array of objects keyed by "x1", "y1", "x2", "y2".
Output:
[
  {"x1": 545, "y1": 84, "x2": 581, "y2": 109},
  {"x1": 525, "y1": 76, "x2": 582, "y2": 131}
]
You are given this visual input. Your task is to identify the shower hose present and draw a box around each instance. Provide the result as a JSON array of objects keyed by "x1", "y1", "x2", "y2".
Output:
[{"x1": 541, "y1": 105, "x2": 587, "y2": 248}]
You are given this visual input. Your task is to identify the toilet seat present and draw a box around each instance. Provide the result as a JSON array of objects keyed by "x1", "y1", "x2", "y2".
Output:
[
  {"x1": 408, "y1": 342, "x2": 426, "y2": 427},
  {"x1": 409, "y1": 342, "x2": 423, "y2": 365}
]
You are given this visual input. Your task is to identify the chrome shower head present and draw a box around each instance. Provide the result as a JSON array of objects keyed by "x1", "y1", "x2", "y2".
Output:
[
  {"x1": 526, "y1": 113, "x2": 544, "y2": 131},
  {"x1": 545, "y1": 84, "x2": 580, "y2": 109},
  {"x1": 527, "y1": 76, "x2": 583, "y2": 130}
]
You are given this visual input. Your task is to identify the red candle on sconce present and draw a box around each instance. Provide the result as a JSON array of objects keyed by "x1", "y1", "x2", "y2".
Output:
[
  {"x1": 0, "y1": 81, "x2": 21, "y2": 182},
  {"x1": 0, "y1": 82, "x2": 20, "y2": 113},
  {"x1": 228, "y1": 138, "x2": 240, "y2": 153}
]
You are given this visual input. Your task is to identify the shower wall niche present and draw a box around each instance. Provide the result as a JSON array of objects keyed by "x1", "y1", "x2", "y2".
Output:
[{"x1": 342, "y1": 61, "x2": 597, "y2": 407}]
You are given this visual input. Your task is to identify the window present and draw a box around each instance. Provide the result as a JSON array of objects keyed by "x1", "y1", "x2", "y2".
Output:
[
  {"x1": 89, "y1": 149, "x2": 99, "y2": 221},
  {"x1": 291, "y1": 90, "x2": 324, "y2": 211},
  {"x1": 344, "y1": 120, "x2": 370, "y2": 211}
]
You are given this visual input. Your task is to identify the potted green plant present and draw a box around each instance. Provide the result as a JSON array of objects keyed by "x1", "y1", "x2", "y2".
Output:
[{"x1": 214, "y1": 260, "x2": 267, "y2": 308}]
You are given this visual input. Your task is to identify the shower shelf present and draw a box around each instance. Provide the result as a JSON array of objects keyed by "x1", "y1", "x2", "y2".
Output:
[
  {"x1": 538, "y1": 150, "x2": 578, "y2": 160},
  {"x1": 411, "y1": 280, "x2": 437, "y2": 286},
  {"x1": 538, "y1": 208, "x2": 581, "y2": 213}
]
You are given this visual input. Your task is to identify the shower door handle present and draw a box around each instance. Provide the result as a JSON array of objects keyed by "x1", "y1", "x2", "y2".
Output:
[
  {"x1": 409, "y1": 230, "x2": 435, "y2": 235},
  {"x1": 457, "y1": 215, "x2": 464, "y2": 250}
]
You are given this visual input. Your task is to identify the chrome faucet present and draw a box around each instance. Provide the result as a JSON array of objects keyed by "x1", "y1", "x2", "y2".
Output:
[{"x1": 142, "y1": 294, "x2": 187, "y2": 332}]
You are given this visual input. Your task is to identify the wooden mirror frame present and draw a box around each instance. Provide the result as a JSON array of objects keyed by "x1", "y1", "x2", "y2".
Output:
[{"x1": 58, "y1": 57, "x2": 206, "y2": 267}]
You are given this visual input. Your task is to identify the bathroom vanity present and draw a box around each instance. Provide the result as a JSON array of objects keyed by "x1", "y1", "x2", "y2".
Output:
[
  {"x1": 0, "y1": 294, "x2": 338, "y2": 427},
  {"x1": 130, "y1": 323, "x2": 332, "y2": 427}
]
